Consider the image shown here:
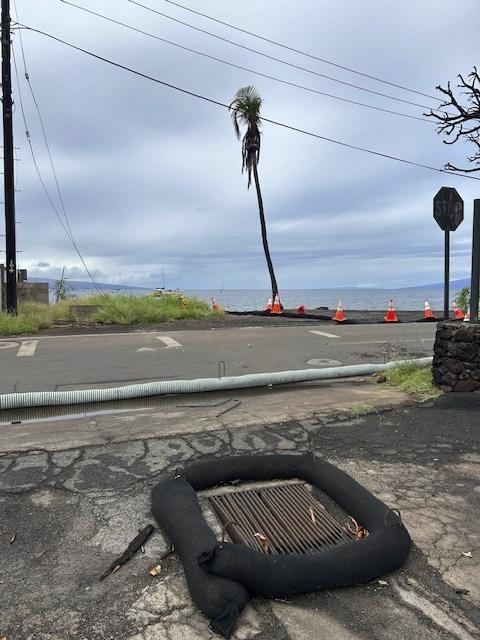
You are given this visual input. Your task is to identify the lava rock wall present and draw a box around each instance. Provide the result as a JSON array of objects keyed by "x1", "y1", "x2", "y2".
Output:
[{"x1": 433, "y1": 322, "x2": 480, "y2": 392}]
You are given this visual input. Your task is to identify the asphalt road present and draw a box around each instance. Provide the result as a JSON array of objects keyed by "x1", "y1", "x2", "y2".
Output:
[
  {"x1": 1, "y1": 393, "x2": 478, "y2": 639},
  {"x1": 0, "y1": 322, "x2": 437, "y2": 393}
]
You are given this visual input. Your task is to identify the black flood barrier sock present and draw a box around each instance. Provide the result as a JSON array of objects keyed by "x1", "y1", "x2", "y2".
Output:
[
  {"x1": 151, "y1": 478, "x2": 248, "y2": 637},
  {"x1": 152, "y1": 453, "x2": 411, "y2": 636},
  {"x1": 199, "y1": 525, "x2": 410, "y2": 598}
]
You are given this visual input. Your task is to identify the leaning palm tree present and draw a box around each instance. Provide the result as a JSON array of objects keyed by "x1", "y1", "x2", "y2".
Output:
[{"x1": 230, "y1": 86, "x2": 279, "y2": 302}]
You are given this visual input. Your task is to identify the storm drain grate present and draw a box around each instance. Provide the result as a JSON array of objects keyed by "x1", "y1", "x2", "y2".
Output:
[{"x1": 209, "y1": 482, "x2": 355, "y2": 554}]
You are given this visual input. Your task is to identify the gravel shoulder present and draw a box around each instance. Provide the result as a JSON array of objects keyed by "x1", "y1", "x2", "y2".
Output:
[{"x1": 12, "y1": 309, "x2": 437, "y2": 337}]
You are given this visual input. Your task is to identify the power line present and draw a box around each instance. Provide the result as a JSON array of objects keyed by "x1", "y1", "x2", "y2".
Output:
[
  {"x1": 58, "y1": 0, "x2": 429, "y2": 123},
  {"x1": 13, "y1": 3, "x2": 119, "y2": 310},
  {"x1": 126, "y1": 0, "x2": 442, "y2": 111},
  {"x1": 16, "y1": 23, "x2": 480, "y2": 182},
  {"x1": 163, "y1": 0, "x2": 440, "y2": 103},
  {"x1": 75, "y1": 0, "x2": 440, "y2": 111},
  {"x1": 13, "y1": 0, "x2": 73, "y2": 239},
  {"x1": 11, "y1": 38, "x2": 115, "y2": 305}
]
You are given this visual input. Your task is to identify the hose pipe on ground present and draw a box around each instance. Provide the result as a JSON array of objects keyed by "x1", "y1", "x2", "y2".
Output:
[{"x1": 0, "y1": 357, "x2": 432, "y2": 410}]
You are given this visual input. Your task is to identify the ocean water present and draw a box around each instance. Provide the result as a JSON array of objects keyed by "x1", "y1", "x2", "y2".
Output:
[
  {"x1": 69, "y1": 286, "x2": 457, "y2": 312},
  {"x1": 186, "y1": 288, "x2": 450, "y2": 312}
]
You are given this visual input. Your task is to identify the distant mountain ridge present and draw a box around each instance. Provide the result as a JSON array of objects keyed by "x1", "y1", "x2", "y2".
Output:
[
  {"x1": 402, "y1": 278, "x2": 470, "y2": 291},
  {"x1": 29, "y1": 277, "x2": 150, "y2": 292},
  {"x1": 28, "y1": 277, "x2": 471, "y2": 292}
]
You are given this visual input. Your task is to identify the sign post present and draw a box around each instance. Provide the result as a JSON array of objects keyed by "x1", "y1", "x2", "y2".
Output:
[
  {"x1": 471, "y1": 199, "x2": 480, "y2": 324},
  {"x1": 433, "y1": 187, "x2": 464, "y2": 320},
  {"x1": 444, "y1": 229, "x2": 450, "y2": 321}
]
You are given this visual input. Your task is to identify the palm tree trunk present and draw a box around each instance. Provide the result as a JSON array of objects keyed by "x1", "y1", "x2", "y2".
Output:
[{"x1": 252, "y1": 160, "x2": 278, "y2": 301}]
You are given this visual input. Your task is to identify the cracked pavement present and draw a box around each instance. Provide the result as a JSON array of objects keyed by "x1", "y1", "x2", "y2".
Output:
[{"x1": 0, "y1": 388, "x2": 479, "y2": 640}]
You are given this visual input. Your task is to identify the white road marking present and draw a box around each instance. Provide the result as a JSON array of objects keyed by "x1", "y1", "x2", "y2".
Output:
[
  {"x1": 340, "y1": 341, "x2": 388, "y2": 346},
  {"x1": 156, "y1": 336, "x2": 183, "y2": 349},
  {"x1": 339, "y1": 338, "x2": 436, "y2": 346},
  {"x1": 16, "y1": 340, "x2": 39, "y2": 357},
  {"x1": 309, "y1": 330, "x2": 340, "y2": 339},
  {"x1": 0, "y1": 341, "x2": 18, "y2": 350},
  {"x1": 136, "y1": 347, "x2": 156, "y2": 352}
]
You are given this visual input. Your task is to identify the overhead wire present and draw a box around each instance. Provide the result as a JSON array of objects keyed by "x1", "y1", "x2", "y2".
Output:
[
  {"x1": 124, "y1": 0, "x2": 442, "y2": 112},
  {"x1": 11, "y1": 47, "x2": 110, "y2": 302},
  {"x1": 13, "y1": 0, "x2": 73, "y2": 239},
  {"x1": 15, "y1": 23, "x2": 480, "y2": 182},
  {"x1": 58, "y1": 0, "x2": 430, "y2": 123},
  {"x1": 11, "y1": 44, "x2": 65, "y2": 232},
  {"x1": 60, "y1": 1, "x2": 432, "y2": 123},
  {"x1": 11, "y1": 17, "x2": 117, "y2": 305},
  {"x1": 163, "y1": 0, "x2": 440, "y2": 103}
]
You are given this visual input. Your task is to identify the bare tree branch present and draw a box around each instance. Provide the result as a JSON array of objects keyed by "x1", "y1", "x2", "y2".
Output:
[{"x1": 426, "y1": 68, "x2": 480, "y2": 173}]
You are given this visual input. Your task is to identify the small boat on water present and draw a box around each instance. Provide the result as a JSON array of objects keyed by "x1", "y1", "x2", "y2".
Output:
[
  {"x1": 148, "y1": 287, "x2": 184, "y2": 298},
  {"x1": 147, "y1": 266, "x2": 184, "y2": 298}
]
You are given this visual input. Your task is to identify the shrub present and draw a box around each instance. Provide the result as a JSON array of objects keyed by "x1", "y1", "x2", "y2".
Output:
[{"x1": 454, "y1": 286, "x2": 470, "y2": 313}]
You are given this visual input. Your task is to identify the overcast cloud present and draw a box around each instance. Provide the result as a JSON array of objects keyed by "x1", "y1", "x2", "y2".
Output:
[{"x1": 4, "y1": 0, "x2": 480, "y2": 289}]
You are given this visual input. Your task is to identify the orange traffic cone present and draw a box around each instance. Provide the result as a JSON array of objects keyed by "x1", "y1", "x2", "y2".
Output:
[
  {"x1": 452, "y1": 302, "x2": 464, "y2": 320},
  {"x1": 265, "y1": 297, "x2": 273, "y2": 312},
  {"x1": 463, "y1": 306, "x2": 470, "y2": 323},
  {"x1": 211, "y1": 297, "x2": 223, "y2": 312},
  {"x1": 332, "y1": 300, "x2": 346, "y2": 322},
  {"x1": 271, "y1": 294, "x2": 281, "y2": 314},
  {"x1": 384, "y1": 299, "x2": 399, "y2": 323},
  {"x1": 424, "y1": 300, "x2": 436, "y2": 320}
]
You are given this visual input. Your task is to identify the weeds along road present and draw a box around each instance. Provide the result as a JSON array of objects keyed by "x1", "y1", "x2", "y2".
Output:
[{"x1": 0, "y1": 323, "x2": 437, "y2": 394}]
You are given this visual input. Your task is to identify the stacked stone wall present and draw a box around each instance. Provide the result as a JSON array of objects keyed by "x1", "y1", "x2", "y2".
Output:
[{"x1": 433, "y1": 322, "x2": 480, "y2": 392}]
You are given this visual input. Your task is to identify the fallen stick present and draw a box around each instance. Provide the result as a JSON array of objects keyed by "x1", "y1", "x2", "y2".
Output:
[{"x1": 100, "y1": 524, "x2": 155, "y2": 581}]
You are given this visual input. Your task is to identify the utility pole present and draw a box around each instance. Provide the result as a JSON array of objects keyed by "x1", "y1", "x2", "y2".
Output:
[{"x1": 1, "y1": 0, "x2": 17, "y2": 313}]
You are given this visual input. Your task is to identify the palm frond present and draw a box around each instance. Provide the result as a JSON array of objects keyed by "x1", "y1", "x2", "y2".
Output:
[{"x1": 229, "y1": 86, "x2": 263, "y2": 188}]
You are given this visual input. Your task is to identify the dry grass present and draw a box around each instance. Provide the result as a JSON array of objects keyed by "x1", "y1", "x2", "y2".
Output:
[{"x1": 0, "y1": 294, "x2": 219, "y2": 335}]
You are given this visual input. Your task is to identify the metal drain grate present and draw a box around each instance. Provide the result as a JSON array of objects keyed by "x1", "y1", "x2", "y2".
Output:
[{"x1": 208, "y1": 482, "x2": 355, "y2": 554}]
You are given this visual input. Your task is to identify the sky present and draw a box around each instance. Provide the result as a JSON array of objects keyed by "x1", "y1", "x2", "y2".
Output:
[{"x1": 3, "y1": 0, "x2": 480, "y2": 290}]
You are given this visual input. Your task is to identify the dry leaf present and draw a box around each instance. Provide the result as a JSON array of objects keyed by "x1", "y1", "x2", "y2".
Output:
[
  {"x1": 253, "y1": 532, "x2": 269, "y2": 553},
  {"x1": 309, "y1": 507, "x2": 316, "y2": 525},
  {"x1": 462, "y1": 551, "x2": 473, "y2": 558},
  {"x1": 347, "y1": 517, "x2": 369, "y2": 540},
  {"x1": 149, "y1": 564, "x2": 162, "y2": 576},
  {"x1": 9, "y1": 534, "x2": 16, "y2": 545}
]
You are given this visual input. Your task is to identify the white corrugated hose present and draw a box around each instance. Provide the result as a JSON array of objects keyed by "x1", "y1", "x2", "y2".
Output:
[{"x1": 0, "y1": 357, "x2": 432, "y2": 410}]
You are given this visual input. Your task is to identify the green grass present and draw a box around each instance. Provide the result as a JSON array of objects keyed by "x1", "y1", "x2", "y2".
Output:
[
  {"x1": 89, "y1": 293, "x2": 219, "y2": 325},
  {"x1": 0, "y1": 294, "x2": 220, "y2": 335},
  {"x1": 382, "y1": 362, "x2": 440, "y2": 400},
  {"x1": 0, "y1": 308, "x2": 50, "y2": 335},
  {"x1": 349, "y1": 402, "x2": 376, "y2": 418}
]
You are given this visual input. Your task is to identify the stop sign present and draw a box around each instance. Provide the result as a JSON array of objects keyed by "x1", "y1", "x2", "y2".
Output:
[{"x1": 433, "y1": 187, "x2": 464, "y2": 231}]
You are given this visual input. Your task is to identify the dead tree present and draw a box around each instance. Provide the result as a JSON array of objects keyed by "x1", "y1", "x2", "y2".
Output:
[{"x1": 427, "y1": 67, "x2": 480, "y2": 173}]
